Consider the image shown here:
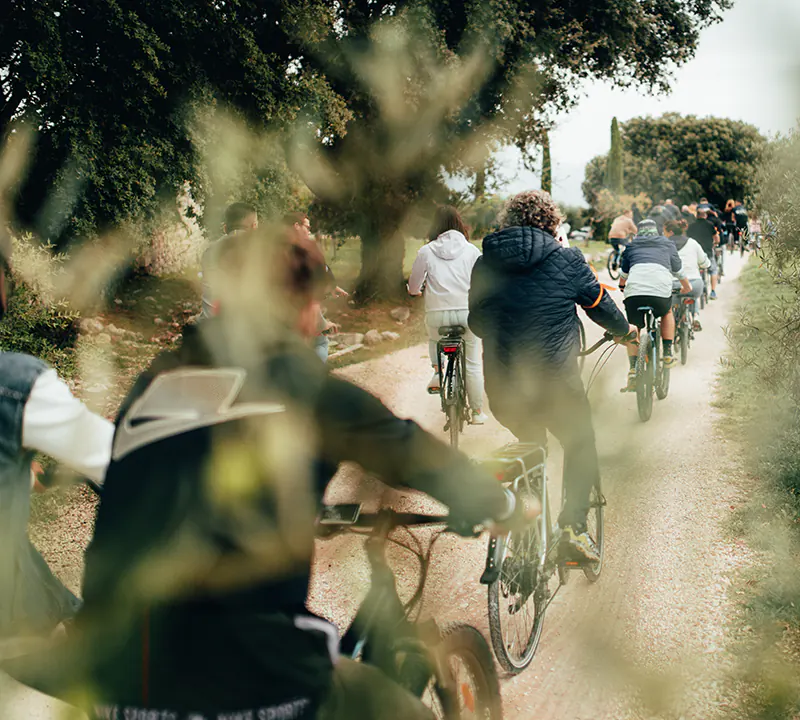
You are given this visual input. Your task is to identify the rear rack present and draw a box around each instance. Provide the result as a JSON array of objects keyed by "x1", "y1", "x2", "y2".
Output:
[{"x1": 478, "y1": 442, "x2": 546, "y2": 482}]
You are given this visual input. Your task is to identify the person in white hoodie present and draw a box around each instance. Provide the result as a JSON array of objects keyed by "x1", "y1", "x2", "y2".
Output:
[
  {"x1": 664, "y1": 218, "x2": 710, "y2": 331},
  {"x1": 408, "y1": 206, "x2": 488, "y2": 424}
]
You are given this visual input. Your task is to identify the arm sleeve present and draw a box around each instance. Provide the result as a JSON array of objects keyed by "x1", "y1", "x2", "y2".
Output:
[
  {"x1": 467, "y1": 258, "x2": 492, "y2": 339},
  {"x1": 696, "y1": 241, "x2": 711, "y2": 269},
  {"x1": 570, "y1": 253, "x2": 629, "y2": 335},
  {"x1": 619, "y1": 247, "x2": 631, "y2": 278},
  {"x1": 407, "y1": 248, "x2": 428, "y2": 295},
  {"x1": 22, "y1": 370, "x2": 115, "y2": 483},
  {"x1": 671, "y1": 245, "x2": 687, "y2": 279},
  {"x1": 317, "y1": 376, "x2": 511, "y2": 526}
]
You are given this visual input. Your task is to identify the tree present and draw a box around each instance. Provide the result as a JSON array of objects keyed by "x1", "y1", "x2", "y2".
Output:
[
  {"x1": 541, "y1": 132, "x2": 552, "y2": 195},
  {"x1": 4, "y1": 0, "x2": 733, "y2": 299},
  {"x1": 606, "y1": 117, "x2": 624, "y2": 194},
  {"x1": 584, "y1": 114, "x2": 766, "y2": 209}
]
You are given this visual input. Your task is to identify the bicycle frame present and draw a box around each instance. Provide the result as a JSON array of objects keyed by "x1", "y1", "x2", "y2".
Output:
[{"x1": 437, "y1": 336, "x2": 466, "y2": 416}]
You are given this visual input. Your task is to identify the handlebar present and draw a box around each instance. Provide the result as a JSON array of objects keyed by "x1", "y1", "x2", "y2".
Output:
[{"x1": 578, "y1": 329, "x2": 636, "y2": 357}]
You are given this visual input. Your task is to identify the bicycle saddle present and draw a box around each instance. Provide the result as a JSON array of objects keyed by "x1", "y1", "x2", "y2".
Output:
[{"x1": 439, "y1": 325, "x2": 466, "y2": 337}]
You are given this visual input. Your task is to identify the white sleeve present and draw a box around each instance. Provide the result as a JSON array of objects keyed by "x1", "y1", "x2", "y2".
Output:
[
  {"x1": 22, "y1": 369, "x2": 115, "y2": 484},
  {"x1": 695, "y1": 240, "x2": 711, "y2": 268},
  {"x1": 407, "y1": 248, "x2": 428, "y2": 295}
]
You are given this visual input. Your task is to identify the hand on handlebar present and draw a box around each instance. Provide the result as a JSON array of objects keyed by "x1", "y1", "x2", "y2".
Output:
[
  {"x1": 613, "y1": 325, "x2": 638, "y2": 344},
  {"x1": 487, "y1": 492, "x2": 542, "y2": 537}
]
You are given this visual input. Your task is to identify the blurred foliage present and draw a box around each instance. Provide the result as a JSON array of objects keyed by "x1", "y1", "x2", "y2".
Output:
[
  {"x1": 460, "y1": 195, "x2": 505, "y2": 240},
  {"x1": 593, "y1": 190, "x2": 653, "y2": 223},
  {"x1": 541, "y1": 132, "x2": 552, "y2": 195},
  {"x1": 0, "y1": 235, "x2": 80, "y2": 376},
  {"x1": 3, "y1": 0, "x2": 732, "y2": 300},
  {"x1": 583, "y1": 114, "x2": 766, "y2": 209},
  {"x1": 559, "y1": 205, "x2": 591, "y2": 232}
]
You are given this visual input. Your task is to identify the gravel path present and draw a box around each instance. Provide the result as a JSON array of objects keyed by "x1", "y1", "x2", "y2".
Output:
[{"x1": 3, "y1": 253, "x2": 754, "y2": 719}]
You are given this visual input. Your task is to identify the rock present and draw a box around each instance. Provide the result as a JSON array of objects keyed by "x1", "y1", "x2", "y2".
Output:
[
  {"x1": 79, "y1": 318, "x2": 105, "y2": 334},
  {"x1": 363, "y1": 329, "x2": 383, "y2": 347},
  {"x1": 95, "y1": 333, "x2": 112, "y2": 345},
  {"x1": 381, "y1": 331, "x2": 401, "y2": 341},
  {"x1": 334, "y1": 332, "x2": 365, "y2": 346},
  {"x1": 106, "y1": 324, "x2": 126, "y2": 337},
  {"x1": 389, "y1": 307, "x2": 411, "y2": 323}
]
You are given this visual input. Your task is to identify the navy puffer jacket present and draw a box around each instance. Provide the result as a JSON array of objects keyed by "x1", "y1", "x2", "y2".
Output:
[{"x1": 469, "y1": 226, "x2": 628, "y2": 379}]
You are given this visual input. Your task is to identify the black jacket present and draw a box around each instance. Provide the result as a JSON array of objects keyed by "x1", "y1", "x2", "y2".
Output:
[
  {"x1": 468, "y1": 226, "x2": 628, "y2": 382},
  {"x1": 63, "y1": 320, "x2": 511, "y2": 716}
]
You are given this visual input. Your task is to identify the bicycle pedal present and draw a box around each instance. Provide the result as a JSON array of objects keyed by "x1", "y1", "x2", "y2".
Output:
[{"x1": 427, "y1": 388, "x2": 440, "y2": 395}]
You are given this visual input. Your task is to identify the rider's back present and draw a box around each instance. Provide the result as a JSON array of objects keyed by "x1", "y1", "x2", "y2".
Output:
[{"x1": 469, "y1": 226, "x2": 609, "y2": 376}]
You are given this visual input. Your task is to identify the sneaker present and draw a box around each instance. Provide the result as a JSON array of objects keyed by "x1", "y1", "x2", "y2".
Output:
[
  {"x1": 692, "y1": 318, "x2": 702, "y2": 332},
  {"x1": 663, "y1": 355, "x2": 677, "y2": 368},
  {"x1": 427, "y1": 372, "x2": 440, "y2": 394},
  {"x1": 710, "y1": 290, "x2": 717, "y2": 300},
  {"x1": 471, "y1": 410, "x2": 489, "y2": 425},
  {"x1": 620, "y1": 369, "x2": 637, "y2": 393},
  {"x1": 560, "y1": 526, "x2": 601, "y2": 563}
]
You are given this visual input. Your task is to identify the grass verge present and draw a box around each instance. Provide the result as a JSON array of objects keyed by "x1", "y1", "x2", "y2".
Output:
[{"x1": 717, "y1": 260, "x2": 800, "y2": 719}]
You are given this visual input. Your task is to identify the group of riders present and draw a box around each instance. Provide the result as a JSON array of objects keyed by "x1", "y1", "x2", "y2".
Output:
[
  {"x1": 0, "y1": 189, "x2": 745, "y2": 719},
  {"x1": 608, "y1": 197, "x2": 752, "y2": 389}
]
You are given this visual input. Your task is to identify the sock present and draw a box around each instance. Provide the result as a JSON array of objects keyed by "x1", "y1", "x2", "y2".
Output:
[
  {"x1": 628, "y1": 355, "x2": 637, "y2": 370},
  {"x1": 663, "y1": 339, "x2": 673, "y2": 355}
]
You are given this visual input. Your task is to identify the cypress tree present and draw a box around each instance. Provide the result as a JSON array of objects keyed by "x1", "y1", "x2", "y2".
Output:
[
  {"x1": 606, "y1": 117, "x2": 624, "y2": 193},
  {"x1": 541, "y1": 132, "x2": 552, "y2": 194}
]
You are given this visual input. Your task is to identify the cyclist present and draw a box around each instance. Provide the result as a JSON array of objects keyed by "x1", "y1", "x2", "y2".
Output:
[
  {"x1": 608, "y1": 209, "x2": 638, "y2": 254},
  {"x1": 688, "y1": 208, "x2": 720, "y2": 299},
  {"x1": 734, "y1": 201, "x2": 750, "y2": 247},
  {"x1": 201, "y1": 201, "x2": 259, "y2": 318},
  {"x1": 619, "y1": 219, "x2": 692, "y2": 391},
  {"x1": 469, "y1": 190, "x2": 634, "y2": 563},
  {"x1": 19, "y1": 230, "x2": 524, "y2": 720},
  {"x1": 663, "y1": 219, "x2": 709, "y2": 331},
  {"x1": 0, "y1": 238, "x2": 113, "y2": 652},
  {"x1": 721, "y1": 199, "x2": 738, "y2": 249},
  {"x1": 408, "y1": 205, "x2": 488, "y2": 424}
]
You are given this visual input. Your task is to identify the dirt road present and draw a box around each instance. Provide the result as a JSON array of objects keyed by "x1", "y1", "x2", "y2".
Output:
[{"x1": 3, "y1": 252, "x2": 752, "y2": 719}]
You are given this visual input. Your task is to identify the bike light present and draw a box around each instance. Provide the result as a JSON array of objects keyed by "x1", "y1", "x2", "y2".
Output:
[
  {"x1": 683, "y1": 298, "x2": 694, "y2": 305},
  {"x1": 441, "y1": 344, "x2": 460, "y2": 354}
]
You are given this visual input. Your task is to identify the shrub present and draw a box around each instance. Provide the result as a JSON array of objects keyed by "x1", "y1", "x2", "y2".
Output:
[{"x1": 0, "y1": 235, "x2": 80, "y2": 377}]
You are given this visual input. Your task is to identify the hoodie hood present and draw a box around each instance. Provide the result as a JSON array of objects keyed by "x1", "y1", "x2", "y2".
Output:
[
  {"x1": 481, "y1": 225, "x2": 561, "y2": 273},
  {"x1": 429, "y1": 230, "x2": 471, "y2": 260},
  {"x1": 671, "y1": 235, "x2": 689, "y2": 251}
]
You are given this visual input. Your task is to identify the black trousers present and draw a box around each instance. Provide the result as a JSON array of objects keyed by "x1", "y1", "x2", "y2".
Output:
[{"x1": 486, "y1": 370, "x2": 599, "y2": 531}]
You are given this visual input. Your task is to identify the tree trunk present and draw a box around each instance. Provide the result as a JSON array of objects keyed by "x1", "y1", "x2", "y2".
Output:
[
  {"x1": 474, "y1": 165, "x2": 487, "y2": 199},
  {"x1": 355, "y1": 226, "x2": 406, "y2": 303},
  {"x1": 541, "y1": 133, "x2": 552, "y2": 194}
]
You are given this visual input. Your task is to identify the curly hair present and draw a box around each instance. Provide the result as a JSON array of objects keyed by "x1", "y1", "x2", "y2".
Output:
[{"x1": 499, "y1": 190, "x2": 561, "y2": 236}]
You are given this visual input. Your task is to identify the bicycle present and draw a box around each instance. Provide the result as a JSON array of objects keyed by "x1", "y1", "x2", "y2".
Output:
[
  {"x1": 318, "y1": 506, "x2": 503, "y2": 718},
  {"x1": 433, "y1": 325, "x2": 470, "y2": 448},
  {"x1": 477, "y1": 332, "x2": 619, "y2": 673},
  {"x1": 634, "y1": 306, "x2": 670, "y2": 422},
  {"x1": 606, "y1": 240, "x2": 626, "y2": 280},
  {"x1": 671, "y1": 290, "x2": 695, "y2": 366},
  {"x1": 714, "y1": 243, "x2": 725, "y2": 279}
]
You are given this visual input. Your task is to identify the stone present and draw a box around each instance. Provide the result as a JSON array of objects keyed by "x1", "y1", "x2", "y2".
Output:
[
  {"x1": 106, "y1": 324, "x2": 126, "y2": 336},
  {"x1": 363, "y1": 329, "x2": 383, "y2": 346},
  {"x1": 95, "y1": 333, "x2": 112, "y2": 345},
  {"x1": 79, "y1": 318, "x2": 105, "y2": 334},
  {"x1": 389, "y1": 307, "x2": 411, "y2": 323},
  {"x1": 335, "y1": 332, "x2": 365, "y2": 346},
  {"x1": 381, "y1": 331, "x2": 401, "y2": 341}
]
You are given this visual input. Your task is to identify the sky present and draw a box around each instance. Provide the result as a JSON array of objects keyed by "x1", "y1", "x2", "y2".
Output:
[{"x1": 494, "y1": 0, "x2": 800, "y2": 206}]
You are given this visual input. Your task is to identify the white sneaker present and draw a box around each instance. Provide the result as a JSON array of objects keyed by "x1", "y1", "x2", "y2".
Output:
[
  {"x1": 471, "y1": 410, "x2": 489, "y2": 425},
  {"x1": 427, "y1": 372, "x2": 440, "y2": 394}
]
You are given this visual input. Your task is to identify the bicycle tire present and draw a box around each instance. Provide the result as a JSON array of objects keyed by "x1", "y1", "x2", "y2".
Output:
[
  {"x1": 656, "y1": 336, "x2": 670, "y2": 400},
  {"x1": 583, "y1": 481, "x2": 605, "y2": 583},
  {"x1": 448, "y1": 404, "x2": 459, "y2": 449},
  {"x1": 679, "y1": 321, "x2": 689, "y2": 366},
  {"x1": 636, "y1": 333, "x2": 653, "y2": 422},
  {"x1": 425, "y1": 624, "x2": 503, "y2": 720},
  {"x1": 606, "y1": 250, "x2": 620, "y2": 280},
  {"x1": 487, "y1": 497, "x2": 546, "y2": 673}
]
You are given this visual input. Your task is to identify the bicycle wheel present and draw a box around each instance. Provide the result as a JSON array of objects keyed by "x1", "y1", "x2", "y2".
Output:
[
  {"x1": 606, "y1": 250, "x2": 620, "y2": 280},
  {"x1": 635, "y1": 333, "x2": 653, "y2": 422},
  {"x1": 583, "y1": 481, "x2": 605, "y2": 583},
  {"x1": 679, "y1": 319, "x2": 689, "y2": 366},
  {"x1": 423, "y1": 624, "x2": 503, "y2": 720},
  {"x1": 487, "y1": 492, "x2": 546, "y2": 673},
  {"x1": 656, "y1": 336, "x2": 670, "y2": 400}
]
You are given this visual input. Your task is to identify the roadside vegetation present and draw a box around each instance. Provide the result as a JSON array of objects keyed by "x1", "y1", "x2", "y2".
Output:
[{"x1": 717, "y1": 130, "x2": 800, "y2": 719}]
